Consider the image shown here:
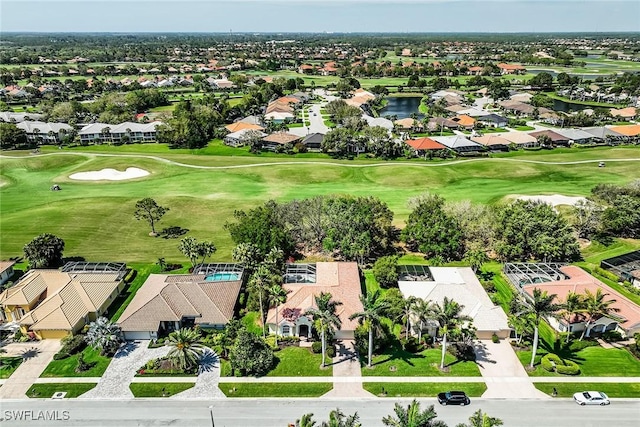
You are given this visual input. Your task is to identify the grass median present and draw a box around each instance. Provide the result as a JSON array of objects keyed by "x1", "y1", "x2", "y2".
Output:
[
  {"x1": 363, "y1": 382, "x2": 487, "y2": 397},
  {"x1": 129, "y1": 383, "x2": 194, "y2": 397},
  {"x1": 535, "y1": 383, "x2": 640, "y2": 398},
  {"x1": 27, "y1": 383, "x2": 96, "y2": 398},
  {"x1": 220, "y1": 382, "x2": 332, "y2": 397}
]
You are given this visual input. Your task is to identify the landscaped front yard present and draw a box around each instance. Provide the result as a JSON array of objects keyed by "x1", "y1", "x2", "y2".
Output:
[
  {"x1": 0, "y1": 356, "x2": 23, "y2": 379},
  {"x1": 363, "y1": 382, "x2": 487, "y2": 397},
  {"x1": 220, "y1": 346, "x2": 331, "y2": 377},
  {"x1": 361, "y1": 347, "x2": 481, "y2": 377},
  {"x1": 40, "y1": 347, "x2": 111, "y2": 378},
  {"x1": 220, "y1": 382, "x2": 332, "y2": 397},
  {"x1": 27, "y1": 383, "x2": 96, "y2": 398}
]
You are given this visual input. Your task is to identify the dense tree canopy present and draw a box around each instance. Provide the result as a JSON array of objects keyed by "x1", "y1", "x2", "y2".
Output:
[
  {"x1": 23, "y1": 233, "x2": 65, "y2": 269},
  {"x1": 0, "y1": 123, "x2": 28, "y2": 149},
  {"x1": 230, "y1": 329, "x2": 274, "y2": 377}
]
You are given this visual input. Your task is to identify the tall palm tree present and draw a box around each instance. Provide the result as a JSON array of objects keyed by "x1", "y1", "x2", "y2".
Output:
[
  {"x1": 305, "y1": 292, "x2": 342, "y2": 368},
  {"x1": 580, "y1": 289, "x2": 620, "y2": 340},
  {"x1": 166, "y1": 328, "x2": 205, "y2": 372},
  {"x1": 249, "y1": 265, "x2": 279, "y2": 338},
  {"x1": 350, "y1": 290, "x2": 390, "y2": 368},
  {"x1": 382, "y1": 399, "x2": 447, "y2": 427},
  {"x1": 268, "y1": 282, "x2": 289, "y2": 347},
  {"x1": 412, "y1": 299, "x2": 435, "y2": 344},
  {"x1": 432, "y1": 297, "x2": 471, "y2": 369},
  {"x1": 560, "y1": 291, "x2": 585, "y2": 343},
  {"x1": 399, "y1": 296, "x2": 417, "y2": 340},
  {"x1": 520, "y1": 288, "x2": 561, "y2": 368}
]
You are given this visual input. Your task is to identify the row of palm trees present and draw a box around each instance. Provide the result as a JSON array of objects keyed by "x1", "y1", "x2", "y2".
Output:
[{"x1": 514, "y1": 287, "x2": 618, "y2": 369}]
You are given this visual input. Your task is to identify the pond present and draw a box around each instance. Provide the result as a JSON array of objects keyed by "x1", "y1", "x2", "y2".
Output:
[
  {"x1": 552, "y1": 98, "x2": 593, "y2": 113},
  {"x1": 379, "y1": 96, "x2": 424, "y2": 119}
]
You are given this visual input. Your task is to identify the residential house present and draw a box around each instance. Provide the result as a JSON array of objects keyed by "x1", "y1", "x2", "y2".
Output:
[
  {"x1": 509, "y1": 93, "x2": 534, "y2": 103},
  {"x1": 582, "y1": 127, "x2": 626, "y2": 144},
  {"x1": 477, "y1": 113, "x2": 508, "y2": 128},
  {"x1": 16, "y1": 121, "x2": 73, "y2": 144},
  {"x1": 471, "y1": 135, "x2": 511, "y2": 151},
  {"x1": 224, "y1": 122, "x2": 264, "y2": 133},
  {"x1": 262, "y1": 132, "x2": 302, "y2": 150},
  {"x1": 554, "y1": 128, "x2": 595, "y2": 145},
  {"x1": 117, "y1": 264, "x2": 243, "y2": 340},
  {"x1": 433, "y1": 135, "x2": 484, "y2": 153},
  {"x1": 0, "y1": 111, "x2": 44, "y2": 123},
  {"x1": 301, "y1": 132, "x2": 325, "y2": 151},
  {"x1": 427, "y1": 117, "x2": 460, "y2": 132},
  {"x1": 405, "y1": 137, "x2": 448, "y2": 158},
  {"x1": 265, "y1": 262, "x2": 364, "y2": 340},
  {"x1": 394, "y1": 118, "x2": 424, "y2": 132},
  {"x1": 609, "y1": 107, "x2": 637, "y2": 120},
  {"x1": 500, "y1": 132, "x2": 538, "y2": 148},
  {"x1": 601, "y1": 250, "x2": 640, "y2": 289},
  {"x1": 79, "y1": 121, "x2": 162, "y2": 144},
  {"x1": 363, "y1": 115, "x2": 393, "y2": 131},
  {"x1": 529, "y1": 130, "x2": 571, "y2": 146},
  {"x1": 298, "y1": 64, "x2": 315, "y2": 74},
  {"x1": 497, "y1": 63, "x2": 526, "y2": 75},
  {"x1": 452, "y1": 115, "x2": 476, "y2": 130},
  {"x1": 224, "y1": 128, "x2": 266, "y2": 147},
  {"x1": 505, "y1": 264, "x2": 640, "y2": 338},
  {"x1": 610, "y1": 124, "x2": 640, "y2": 139},
  {"x1": 0, "y1": 261, "x2": 15, "y2": 288},
  {"x1": 398, "y1": 266, "x2": 510, "y2": 340},
  {"x1": 0, "y1": 262, "x2": 127, "y2": 338}
]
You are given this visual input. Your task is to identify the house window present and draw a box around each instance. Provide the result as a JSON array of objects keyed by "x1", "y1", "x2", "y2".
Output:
[{"x1": 282, "y1": 325, "x2": 290, "y2": 335}]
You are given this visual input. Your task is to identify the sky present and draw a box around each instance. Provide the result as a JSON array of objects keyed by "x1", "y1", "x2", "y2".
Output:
[{"x1": 1, "y1": 0, "x2": 639, "y2": 33}]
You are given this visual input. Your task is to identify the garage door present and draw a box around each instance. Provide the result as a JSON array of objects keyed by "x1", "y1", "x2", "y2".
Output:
[{"x1": 123, "y1": 331, "x2": 152, "y2": 341}]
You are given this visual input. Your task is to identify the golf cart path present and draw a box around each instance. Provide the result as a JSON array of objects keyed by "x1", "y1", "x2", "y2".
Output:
[{"x1": 1, "y1": 152, "x2": 639, "y2": 170}]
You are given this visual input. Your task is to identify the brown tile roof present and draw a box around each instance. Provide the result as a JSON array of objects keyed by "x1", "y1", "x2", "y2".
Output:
[
  {"x1": 0, "y1": 261, "x2": 16, "y2": 276},
  {"x1": 609, "y1": 107, "x2": 636, "y2": 118},
  {"x1": 471, "y1": 135, "x2": 511, "y2": 147},
  {"x1": 522, "y1": 266, "x2": 640, "y2": 332},
  {"x1": 498, "y1": 63, "x2": 525, "y2": 70},
  {"x1": 262, "y1": 132, "x2": 301, "y2": 145},
  {"x1": 266, "y1": 101, "x2": 294, "y2": 114},
  {"x1": 118, "y1": 274, "x2": 241, "y2": 332},
  {"x1": 0, "y1": 270, "x2": 70, "y2": 306},
  {"x1": 529, "y1": 130, "x2": 569, "y2": 142},
  {"x1": 405, "y1": 137, "x2": 446, "y2": 150},
  {"x1": 266, "y1": 262, "x2": 363, "y2": 331},
  {"x1": 225, "y1": 122, "x2": 264, "y2": 133}
]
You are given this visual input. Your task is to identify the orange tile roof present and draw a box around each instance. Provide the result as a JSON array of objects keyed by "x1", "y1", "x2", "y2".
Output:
[
  {"x1": 453, "y1": 115, "x2": 476, "y2": 127},
  {"x1": 405, "y1": 137, "x2": 446, "y2": 150},
  {"x1": 522, "y1": 266, "x2": 640, "y2": 332},
  {"x1": 610, "y1": 124, "x2": 640, "y2": 136},
  {"x1": 225, "y1": 122, "x2": 265, "y2": 133},
  {"x1": 498, "y1": 63, "x2": 525, "y2": 70},
  {"x1": 266, "y1": 262, "x2": 363, "y2": 331}
]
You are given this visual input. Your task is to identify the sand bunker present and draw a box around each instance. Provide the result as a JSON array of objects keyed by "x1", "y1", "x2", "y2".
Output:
[
  {"x1": 69, "y1": 167, "x2": 150, "y2": 181},
  {"x1": 515, "y1": 194, "x2": 587, "y2": 207}
]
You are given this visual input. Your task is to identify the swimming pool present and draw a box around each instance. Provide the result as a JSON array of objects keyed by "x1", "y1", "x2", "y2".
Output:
[{"x1": 205, "y1": 272, "x2": 240, "y2": 282}]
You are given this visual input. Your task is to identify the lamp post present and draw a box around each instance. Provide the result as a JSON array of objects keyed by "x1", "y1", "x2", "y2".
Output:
[{"x1": 208, "y1": 405, "x2": 215, "y2": 427}]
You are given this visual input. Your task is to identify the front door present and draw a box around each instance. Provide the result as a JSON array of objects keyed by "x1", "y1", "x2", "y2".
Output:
[{"x1": 298, "y1": 324, "x2": 309, "y2": 338}]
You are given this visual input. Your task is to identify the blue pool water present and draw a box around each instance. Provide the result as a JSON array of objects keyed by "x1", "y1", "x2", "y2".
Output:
[{"x1": 205, "y1": 272, "x2": 240, "y2": 282}]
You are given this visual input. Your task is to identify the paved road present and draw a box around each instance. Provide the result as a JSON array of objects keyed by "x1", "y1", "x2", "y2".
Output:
[{"x1": 1, "y1": 398, "x2": 638, "y2": 426}]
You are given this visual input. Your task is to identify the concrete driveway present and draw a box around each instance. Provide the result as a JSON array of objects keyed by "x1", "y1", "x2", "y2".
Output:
[
  {"x1": 0, "y1": 339, "x2": 61, "y2": 399},
  {"x1": 474, "y1": 339, "x2": 548, "y2": 398}
]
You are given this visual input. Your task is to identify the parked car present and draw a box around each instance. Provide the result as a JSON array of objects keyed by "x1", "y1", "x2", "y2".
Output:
[
  {"x1": 573, "y1": 391, "x2": 610, "y2": 406},
  {"x1": 437, "y1": 391, "x2": 470, "y2": 406}
]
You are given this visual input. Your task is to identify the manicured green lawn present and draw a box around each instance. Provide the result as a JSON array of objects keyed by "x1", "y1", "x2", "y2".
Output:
[
  {"x1": 1, "y1": 147, "x2": 639, "y2": 262},
  {"x1": 535, "y1": 383, "x2": 640, "y2": 398},
  {"x1": 363, "y1": 382, "x2": 487, "y2": 397},
  {"x1": 129, "y1": 383, "x2": 194, "y2": 397},
  {"x1": 240, "y1": 311, "x2": 264, "y2": 336},
  {"x1": 0, "y1": 356, "x2": 23, "y2": 379},
  {"x1": 362, "y1": 347, "x2": 481, "y2": 377},
  {"x1": 27, "y1": 383, "x2": 96, "y2": 398},
  {"x1": 513, "y1": 125, "x2": 535, "y2": 131},
  {"x1": 40, "y1": 347, "x2": 112, "y2": 378},
  {"x1": 268, "y1": 346, "x2": 332, "y2": 377},
  {"x1": 517, "y1": 337, "x2": 640, "y2": 377},
  {"x1": 220, "y1": 382, "x2": 332, "y2": 397}
]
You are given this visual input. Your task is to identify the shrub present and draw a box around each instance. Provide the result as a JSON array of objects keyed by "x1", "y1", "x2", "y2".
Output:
[
  {"x1": 61, "y1": 335, "x2": 87, "y2": 356},
  {"x1": 541, "y1": 353, "x2": 581, "y2": 375},
  {"x1": 400, "y1": 337, "x2": 421, "y2": 353},
  {"x1": 311, "y1": 341, "x2": 323, "y2": 354},
  {"x1": 448, "y1": 342, "x2": 476, "y2": 361},
  {"x1": 52, "y1": 352, "x2": 70, "y2": 360},
  {"x1": 556, "y1": 360, "x2": 580, "y2": 375},
  {"x1": 326, "y1": 346, "x2": 336, "y2": 358},
  {"x1": 569, "y1": 339, "x2": 599, "y2": 352},
  {"x1": 491, "y1": 333, "x2": 500, "y2": 343},
  {"x1": 541, "y1": 354, "x2": 557, "y2": 372},
  {"x1": 372, "y1": 256, "x2": 399, "y2": 288},
  {"x1": 602, "y1": 330, "x2": 623, "y2": 342}
]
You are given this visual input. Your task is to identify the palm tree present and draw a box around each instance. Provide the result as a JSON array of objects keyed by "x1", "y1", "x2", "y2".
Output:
[
  {"x1": 399, "y1": 296, "x2": 417, "y2": 340},
  {"x1": 560, "y1": 292, "x2": 585, "y2": 343},
  {"x1": 321, "y1": 408, "x2": 361, "y2": 427},
  {"x1": 85, "y1": 316, "x2": 124, "y2": 356},
  {"x1": 166, "y1": 328, "x2": 205, "y2": 372},
  {"x1": 296, "y1": 413, "x2": 317, "y2": 427},
  {"x1": 249, "y1": 265, "x2": 279, "y2": 338},
  {"x1": 461, "y1": 409, "x2": 503, "y2": 427},
  {"x1": 413, "y1": 299, "x2": 435, "y2": 344},
  {"x1": 305, "y1": 292, "x2": 342, "y2": 368},
  {"x1": 382, "y1": 399, "x2": 447, "y2": 427},
  {"x1": 349, "y1": 290, "x2": 390, "y2": 368},
  {"x1": 580, "y1": 289, "x2": 620, "y2": 340},
  {"x1": 268, "y1": 282, "x2": 289, "y2": 347},
  {"x1": 520, "y1": 288, "x2": 561, "y2": 368},
  {"x1": 432, "y1": 297, "x2": 471, "y2": 369}
]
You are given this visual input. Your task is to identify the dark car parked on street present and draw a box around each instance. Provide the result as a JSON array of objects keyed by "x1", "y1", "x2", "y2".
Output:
[{"x1": 437, "y1": 391, "x2": 471, "y2": 406}]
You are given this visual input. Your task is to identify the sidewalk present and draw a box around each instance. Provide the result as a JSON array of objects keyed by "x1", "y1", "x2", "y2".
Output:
[{"x1": 321, "y1": 340, "x2": 374, "y2": 398}]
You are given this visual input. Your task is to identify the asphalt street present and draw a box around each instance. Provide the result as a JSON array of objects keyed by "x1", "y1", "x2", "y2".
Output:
[{"x1": 1, "y1": 398, "x2": 638, "y2": 427}]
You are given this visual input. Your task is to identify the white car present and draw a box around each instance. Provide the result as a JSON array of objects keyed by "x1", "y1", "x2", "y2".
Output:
[{"x1": 573, "y1": 391, "x2": 610, "y2": 406}]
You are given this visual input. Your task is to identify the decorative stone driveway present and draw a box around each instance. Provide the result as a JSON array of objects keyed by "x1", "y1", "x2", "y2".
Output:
[
  {"x1": 171, "y1": 348, "x2": 225, "y2": 399},
  {"x1": 80, "y1": 341, "x2": 169, "y2": 399}
]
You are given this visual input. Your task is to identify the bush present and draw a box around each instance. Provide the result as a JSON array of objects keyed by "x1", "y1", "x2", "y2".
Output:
[
  {"x1": 491, "y1": 333, "x2": 499, "y2": 343},
  {"x1": 556, "y1": 360, "x2": 580, "y2": 375},
  {"x1": 448, "y1": 342, "x2": 476, "y2": 361},
  {"x1": 400, "y1": 337, "x2": 421, "y2": 353},
  {"x1": 52, "y1": 352, "x2": 70, "y2": 360},
  {"x1": 602, "y1": 330, "x2": 623, "y2": 342},
  {"x1": 569, "y1": 339, "x2": 599, "y2": 352},
  {"x1": 326, "y1": 346, "x2": 336, "y2": 358},
  {"x1": 541, "y1": 353, "x2": 581, "y2": 375},
  {"x1": 61, "y1": 335, "x2": 87, "y2": 356},
  {"x1": 372, "y1": 256, "x2": 399, "y2": 288},
  {"x1": 541, "y1": 354, "x2": 557, "y2": 372},
  {"x1": 311, "y1": 341, "x2": 323, "y2": 354}
]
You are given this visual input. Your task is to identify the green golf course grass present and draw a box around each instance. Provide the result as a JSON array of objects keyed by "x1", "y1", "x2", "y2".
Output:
[{"x1": 1, "y1": 146, "x2": 639, "y2": 262}]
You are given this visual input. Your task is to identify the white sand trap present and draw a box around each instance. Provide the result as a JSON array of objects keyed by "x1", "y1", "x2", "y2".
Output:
[
  {"x1": 69, "y1": 167, "x2": 150, "y2": 181},
  {"x1": 515, "y1": 194, "x2": 587, "y2": 207}
]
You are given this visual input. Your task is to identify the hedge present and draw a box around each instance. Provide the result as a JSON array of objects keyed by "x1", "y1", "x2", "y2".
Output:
[{"x1": 541, "y1": 353, "x2": 580, "y2": 375}]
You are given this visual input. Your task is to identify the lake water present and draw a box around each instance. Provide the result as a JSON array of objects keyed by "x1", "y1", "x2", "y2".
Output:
[
  {"x1": 552, "y1": 98, "x2": 592, "y2": 113},
  {"x1": 379, "y1": 96, "x2": 424, "y2": 119}
]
